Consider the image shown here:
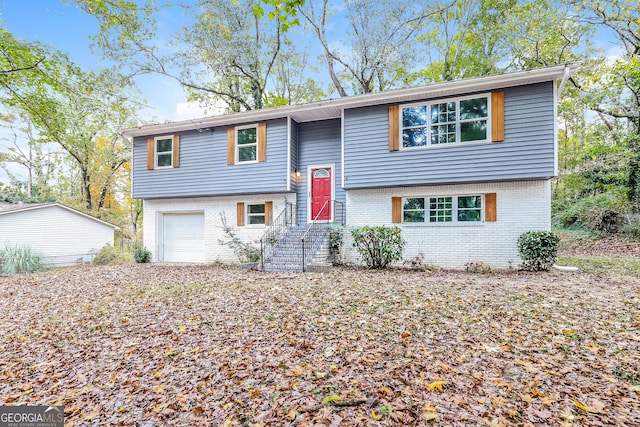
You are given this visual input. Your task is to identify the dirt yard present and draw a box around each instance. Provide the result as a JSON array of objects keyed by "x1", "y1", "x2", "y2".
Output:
[{"x1": 1, "y1": 264, "x2": 639, "y2": 426}]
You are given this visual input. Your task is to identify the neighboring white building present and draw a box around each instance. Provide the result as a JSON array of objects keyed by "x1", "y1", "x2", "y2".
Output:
[{"x1": 0, "y1": 203, "x2": 119, "y2": 265}]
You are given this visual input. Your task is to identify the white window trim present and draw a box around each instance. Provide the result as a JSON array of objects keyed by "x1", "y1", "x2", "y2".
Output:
[
  {"x1": 402, "y1": 194, "x2": 485, "y2": 225},
  {"x1": 235, "y1": 124, "x2": 259, "y2": 164},
  {"x1": 399, "y1": 93, "x2": 492, "y2": 150},
  {"x1": 246, "y1": 203, "x2": 266, "y2": 226},
  {"x1": 306, "y1": 163, "x2": 335, "y2": 224},
  {"x1": 154, "y1": 135, "x2": 174, "y2": 169}
]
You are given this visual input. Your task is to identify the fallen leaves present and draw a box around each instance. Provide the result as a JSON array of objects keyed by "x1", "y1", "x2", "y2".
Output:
[
  {"x1": 426, "y1": 380, "x2": 448, "y2": 392},
  {"x1": 0, "y1": 264, "x2": 639, "y2": 425}
]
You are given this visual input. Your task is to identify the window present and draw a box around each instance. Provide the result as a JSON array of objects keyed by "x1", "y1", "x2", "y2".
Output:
[
  {"x1": 457, "y1": 195, "x2": 482, "y2": 221},
  {"x1": 402, "y1": 195, "x2": 483, "y2": 223},
  {"x1": 401, "y1": 95, "x2": 489, "y2": 148},
  {"x1": 247, "y1": 203, "x2": 266, "y2": 225},
  {"x1": 403, "y1": 198, "x2": 425, "y2": 222},
  {"x1": 236, "y1": 125, "x2": 258, "y2": 163},
  {"x1": 155, "y1": 136, "x2": 173, "y2": 167},
  {"x1": 228, "y1": 123, "x2": 266, "y2": 165},
  {"x1": 429, "y1": 197, "x2": 453, "y2": 222},
  {"x1": 237, "y1": 201, "x2": 272, "y2": 226}
]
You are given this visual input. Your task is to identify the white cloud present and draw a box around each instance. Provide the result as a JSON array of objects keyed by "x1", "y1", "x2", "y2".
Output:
[
  {"x1": 172, "y1": 101, "x2": 208, "y2": 121},
  {"x1": 604, "y1": 45, "x2": 625, "y2": 65},
  {"x1": 172, "y1": 98, "x2": 228, "y2": 121}
]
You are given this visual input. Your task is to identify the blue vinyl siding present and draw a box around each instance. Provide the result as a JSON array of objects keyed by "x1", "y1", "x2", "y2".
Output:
[
  {"x1": 290, "y1": 119, "x2": 299, "y2": 193},
  {"x1": 343, "y1": 82, "x2": 556, "y2": 189},
  {"x1": 133, "y1": 118, "x2": 290, "y2": 198},
  {"x1": 296, "y1": 119, "x2": 345, "y2": 224}
]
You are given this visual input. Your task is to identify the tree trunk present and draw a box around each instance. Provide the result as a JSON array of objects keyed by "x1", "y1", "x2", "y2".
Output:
[{"x1": 81, "y1": 168, "x2": 92, "y2": 210}]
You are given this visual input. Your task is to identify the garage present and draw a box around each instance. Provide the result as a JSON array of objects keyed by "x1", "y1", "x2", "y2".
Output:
[{"x1": 160, "y1": 212, "x2": 205, "y2": 262}]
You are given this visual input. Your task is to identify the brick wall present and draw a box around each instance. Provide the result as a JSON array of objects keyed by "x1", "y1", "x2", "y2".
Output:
[
  {"x1": 343, "y1": 180, "x2": 551, "y2": 269},
  {"x1": 143, "y1": 194, "x2": 294, "y2": 263}
]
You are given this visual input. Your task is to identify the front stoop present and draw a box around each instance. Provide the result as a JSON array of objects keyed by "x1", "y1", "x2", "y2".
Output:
[{"x1": 262, "y1": 225, "x2": 330, "y2": 272}]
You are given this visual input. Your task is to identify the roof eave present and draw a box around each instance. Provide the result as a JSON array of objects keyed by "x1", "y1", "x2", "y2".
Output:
[
  {"x1": 0, "y1": 203, "x2": 120, "y2": 230},
  {"x1": 121, "y1": 64, "x2": 578, "y2": 139}
]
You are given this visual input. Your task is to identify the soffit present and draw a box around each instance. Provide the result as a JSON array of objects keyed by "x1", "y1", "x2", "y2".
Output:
[{"x1": 122, "y1": 64, "x2": 576, "y2": 138}]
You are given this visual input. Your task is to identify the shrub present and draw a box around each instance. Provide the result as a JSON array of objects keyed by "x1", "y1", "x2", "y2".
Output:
[
  {"x1": 621, "y1": 221, "x2": 640, "y2": 239},
  {"x1": 403, "y1": 253, "x2": 436, "y2": 271},
  {"x1": 553, "y1": 192, "x2": 625, "y2": 231},
  {"x1": 351, "y1": 226, "x2": 404, "y2": 269},
  {"x1": 517, "y1": 231, "x2": 560, "y2": 271},
  {"x1": 93, "y1": 244, "x2": 133, "y2": 265},
  {"x1": 0, "y1": 244, "x2": 45, "y2": 275},
  {"x1": 327, "y1": 225, "x2": 345, "y2": 265},
  {"x1": 465, "y1": 261, "x2": 493, "y2": 274},
  {"x1": 134, "y1": 246, "x2": 152, "y2": 263},
  {"x1": 585, "y1": 208, "x2": 624, "y2": 233},
  {"x1": 218, "y1": 213, "x2": 260, "y2": 263}
]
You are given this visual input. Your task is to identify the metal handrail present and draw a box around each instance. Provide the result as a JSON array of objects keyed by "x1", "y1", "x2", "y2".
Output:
[
  {"x1": 260, "y1": 202, "x2": 296, "y2": 269},
  {"x1": 301, "y1": 200, "x2": 345, "y2": 272}
]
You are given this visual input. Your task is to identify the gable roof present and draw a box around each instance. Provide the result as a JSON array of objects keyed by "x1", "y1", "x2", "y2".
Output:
[
  {"x1": 122, "y1": 64, "x2": 577, "y2": 139},
  {"x1": 0, "y1": 203, "x2": 120, "y2": 230}
]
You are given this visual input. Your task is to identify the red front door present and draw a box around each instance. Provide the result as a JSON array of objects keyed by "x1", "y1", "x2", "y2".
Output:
[{"x1": 311, "y1": 168, "x2": 332, "y2": 221}]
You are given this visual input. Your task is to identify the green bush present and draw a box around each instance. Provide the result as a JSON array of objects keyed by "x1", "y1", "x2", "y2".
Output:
[
  {"x1": 328, "y1": 225, "x2": 345, "y2": 265},
  {"x1": 351, "y1": 226, "x2": 404, "y2": 269},
  {"x1": 517, "y1": 231, "x2": 560, "y2": 271},
  {"x1": 553, "y1": 192, "x2": 625, "y2": 231},
  {"x1": 0, "y1": 244, "x2": 45, "y2": 275},
  {"x1": 134, "y1": 246, "x2": 152, "y2": 263},
  {"x1": 93, "y1": 244, "x2": 133, "y2": 265},
  {"x1": 621, "y1": 221, "x2": 640, "y2": 239}
]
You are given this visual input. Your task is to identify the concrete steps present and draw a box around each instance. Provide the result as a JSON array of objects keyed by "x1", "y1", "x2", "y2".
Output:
[{"x1": 262, "y1": 225, "x2": 329, "y2": 272}]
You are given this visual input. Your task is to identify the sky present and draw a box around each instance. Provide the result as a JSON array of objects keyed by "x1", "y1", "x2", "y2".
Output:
[
  {"x1": 0, "y1": 0, "x2": 206, "y2": 124},
  {"x1": 0, "y1": 0, "x2": 625, "y2": 183}
]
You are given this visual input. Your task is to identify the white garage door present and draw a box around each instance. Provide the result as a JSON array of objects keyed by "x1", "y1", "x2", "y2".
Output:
[{"x1": 162, "y1": 213, "x2": 205, "y2": 263}]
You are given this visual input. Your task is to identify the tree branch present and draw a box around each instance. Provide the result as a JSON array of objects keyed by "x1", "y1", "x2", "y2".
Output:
[{"x1": 0, "y1": 56, "x2": 45, "y2": 74}]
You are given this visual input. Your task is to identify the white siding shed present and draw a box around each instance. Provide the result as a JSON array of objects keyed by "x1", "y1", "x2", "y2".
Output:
[{"x1": 0, "y1": 203, "x2": 118, "y2": 265}]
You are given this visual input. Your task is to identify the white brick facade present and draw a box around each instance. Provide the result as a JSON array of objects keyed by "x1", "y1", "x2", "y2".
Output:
[
  {"x1": 343, "y1": 180, "x2": 551, "y2": 268},
  {"x1": 143, "y1": 194, "x2": 294, "y2": 263}
]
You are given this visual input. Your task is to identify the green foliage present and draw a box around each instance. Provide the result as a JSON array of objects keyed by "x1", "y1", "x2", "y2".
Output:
[
  {"x1": 134, "y1": 246, "x2": 151, "y2": 263},
  {"x1": 351, "y1": 226, "x2": 404, "y2": 269},
  {"x1": 517, "y1": 231, "x2": 560, "y2": 272},
  {"x1": 553, "y1": 192, "x2": 625, "y2": 230},
  {"x1": 327, "y1": 225, "x2": 345, "y2": 265},
  {"x1": 93, "y1": 244, "x2": 133, "y2": 265},
  {"x1": 621, "y1": 221, "x2": 640, "y2": 240},
  {"x1": 625, "y1": 135, "x2": 640, "y2": 209},
  {"x1": 0, "y1": 244, "x2": 45, "y2": 275},
  {"x1": 1, "y1": 25, "x2": 140, "y2": 214},
  {"x1": 253, "y1": 0, "x2": 304, "y2": 33}
]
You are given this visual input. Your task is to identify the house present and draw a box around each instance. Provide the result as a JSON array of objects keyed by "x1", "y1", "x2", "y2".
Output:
[
  {"x1": 0, "y1": 203, "x2": 119, "y2": 265},
  {"x1": 122, "y1": 65, "x2": 575, "y2": 270}
]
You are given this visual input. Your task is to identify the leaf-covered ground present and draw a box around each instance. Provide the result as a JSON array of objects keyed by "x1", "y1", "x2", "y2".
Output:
[{"x1": 1, "y1": 265, "x2": 639, "y2": 426}]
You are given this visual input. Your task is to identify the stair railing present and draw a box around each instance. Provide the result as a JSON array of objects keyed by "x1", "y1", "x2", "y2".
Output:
[
  {"x1": 301, "y1": 200, "x2": 345, "y2": 272},
  {"x1": 260, "y1": 202, "x2": 296, "y2": 270}
]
